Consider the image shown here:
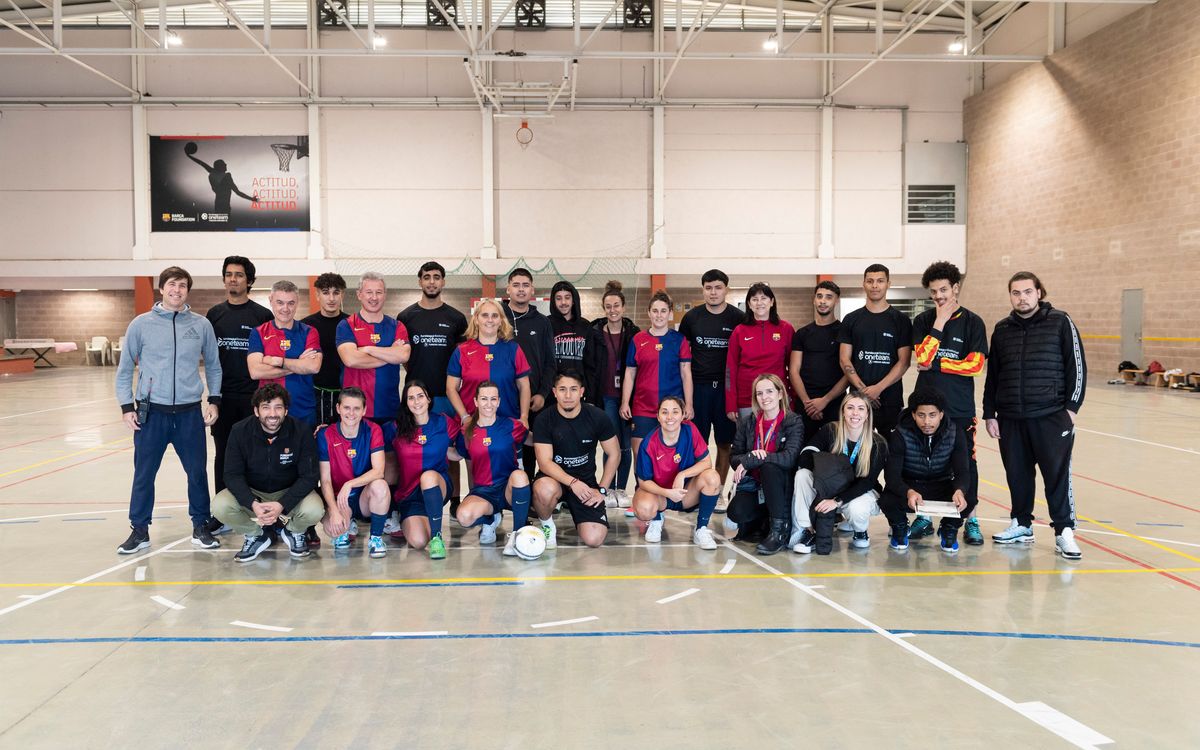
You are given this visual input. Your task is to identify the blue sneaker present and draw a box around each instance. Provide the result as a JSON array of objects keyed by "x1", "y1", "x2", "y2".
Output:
[
  {"x1": 889, "y1": 523, "x2": 909, "y2": 551},
  {"x1": 332, "y1": 532, "x2": 351, "y2": 550},
  {"x1": 964, "y1": 517, "x2": 984, "y2": 546},
  {"x1": 909, "y1": 515, "x2": 934, "y2": 539},
  {"x1": 940, "y1": 526, "x2": 959, "y2": 554}
]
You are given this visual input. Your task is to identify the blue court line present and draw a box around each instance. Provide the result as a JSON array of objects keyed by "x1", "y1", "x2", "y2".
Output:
[
  {"x1": 60, "y1": 518, "x2": 106, "y2": 522},
  {"x1": 1, "y1": 627, "x2": 1197, "y2": 650},
  {"x1": 336, "y1": 582, "x2": 524, "y2": 589},
  {"x1": 1136, "y1": 522, "x2": 1185, "y2": 528},
  {"x1": 0, "y1": 520, "x2": 39, "y2": 525}
]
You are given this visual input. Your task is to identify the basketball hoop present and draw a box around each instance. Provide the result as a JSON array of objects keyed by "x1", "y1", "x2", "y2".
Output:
[
  {"x1": 515, "y1": 120, "x2": 534, "y2": 150},
  {"x1": 271, "y1": 143, "x2": 299, "y2": 172}
]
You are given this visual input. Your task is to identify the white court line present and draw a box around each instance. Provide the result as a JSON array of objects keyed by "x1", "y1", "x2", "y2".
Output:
[
  {"x1": 530, "y1": 616, "x2": 598, "y2": 629},
  {"x1": 0, "y1": 398, "x2": 111, "y2": 422},
  {"x1": 371, "y1": 630, "x2": 449, "y2": 637},
  {"x1": 719, "y1": 559, "x2": 737, "y2": 574},
  {"x1": 17, "y1": 594, "x2": 40, "y2": 599},
  {"x1": 150, "y1": 595, "x2": 184, "y2": 611},
  {"x1": 807, "y1": 585, "x2": 825, "y2": 589},
  {"x1": 134, "y1": 566, "x2": 146, "y2": 582},
  {"x1": 668, "y1": 517, "x2": 1109, "y2": 750},
  {"x1": 1015, "y1": 702, "x2": 1113, "y2": 746},
  {"x1": 231, "y1": 620, "x2": 293, "y2": 633},
  {"x1": 1075, "y1": 427, "x2": 1200, "y2": 456},
  {"x1": 0, "y1": 505, "x2": 185, "y2": 523},
  {"x1": 895, "y1": 632, "x2": 916, "y2": 638},
  {"x1": 0, "y1": 536, "x2": 191, "y2": 619},
  {"x1": 656, "y1": 588, "x2": 699, "y2": 605}
]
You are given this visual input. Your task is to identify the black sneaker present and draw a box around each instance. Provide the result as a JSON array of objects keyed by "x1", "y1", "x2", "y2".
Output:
[
  {"x1": 234, "y1": 533, "x2": 271, "y2": 563},
  {"x1": 117, "y1": 525, "x2": 150, "y2": 555},
  {"x1": 192, "y1": 524, "x2": 220, "y2": 549},
  {"x1": 279, "y1": 525, "x2": 310, "y2": 558},
  {"x1": 305, "y1": 526, "x2": 321, "y2": 549},
  {"x1": 204, "y1": 516, "x2": 232, "y2": 536}
]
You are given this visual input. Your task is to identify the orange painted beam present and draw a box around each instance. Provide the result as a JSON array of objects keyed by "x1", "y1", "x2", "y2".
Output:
[
  {"x1": 308, "y1": 275, "x2": 319, "y2": 315},
  {"x1": 481, "y1": 274, "x2": 496, "y2": 298},
  {"x1": 134, "y1": 276, "x2": 155, "y2": 314},
  {"x1": 651, "y1": 274, "x2": 666, "y2": 294}
]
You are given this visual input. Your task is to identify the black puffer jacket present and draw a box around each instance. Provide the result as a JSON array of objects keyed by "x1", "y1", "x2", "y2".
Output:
[
  {"x1": 730, "y1": 411, "x2": 804, "y2": 473},
  {"x1": 885, "y1": 412, "x2": 969, "y2": 495},
  {"x1": 983, "y1": 301, "x2": 1086, "y2": 420}
]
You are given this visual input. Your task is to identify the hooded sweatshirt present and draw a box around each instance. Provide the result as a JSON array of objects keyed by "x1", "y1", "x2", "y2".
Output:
[
  {"x1": 549, "y1": 281, "x2": 606, "y2": 406},
  {"x1": 116, "y1": 302, "x2": 223, "y2": 412}
]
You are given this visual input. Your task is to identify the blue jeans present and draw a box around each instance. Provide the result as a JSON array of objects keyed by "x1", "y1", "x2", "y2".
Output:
[
  {"x1": 601, "y1": 395, "x2": 632, "y2": 491},
  {"x1": 129, "y1": 405, "x2": 210, "y2": 528}
]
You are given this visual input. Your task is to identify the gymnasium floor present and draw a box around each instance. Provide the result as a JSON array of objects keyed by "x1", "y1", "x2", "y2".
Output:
[{"x1": 1, "y1": 368, "x2": 1197, "y2": 748}]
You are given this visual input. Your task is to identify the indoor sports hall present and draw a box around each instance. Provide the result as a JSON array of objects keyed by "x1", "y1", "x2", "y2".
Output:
[{"x1": 1, "y1": 0, "x2": 1197, "y2": 747}]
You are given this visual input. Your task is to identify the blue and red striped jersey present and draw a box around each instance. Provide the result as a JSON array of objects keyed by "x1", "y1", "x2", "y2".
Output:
[
  {"x1": 635, "y1": 421, "x2": 709, "y2": 489},
  {"x1": 336, "y1": 313, "x2": 409, "y2": 420},
  {"x1": 447, "y1": 339, "x2": 530, "y2": 421},
  {"x1": 389, "y1": 412, "x2": 460, "y2": 499},
  {"x1": 316, "y1": 421, "x2": 385, "y2": 496},
  {"x1": 455, "y1": 417, "x2": 527, "y2": 488},
  {"x1": 625, "y1": 329, "x2": 692, "y2": 418},
  {"x1": 249, "y1": 320, "x2": 320, "y2": 423}
]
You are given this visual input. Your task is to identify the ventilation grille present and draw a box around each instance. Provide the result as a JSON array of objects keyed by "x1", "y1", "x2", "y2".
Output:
[{"x1": 906, "y1": 184, "x2": 956, "y2": 224}]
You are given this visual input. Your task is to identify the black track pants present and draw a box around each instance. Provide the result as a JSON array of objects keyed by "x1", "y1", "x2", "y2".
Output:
[{"x1": 997, "y1": 411, "x2": 1076, "y2": 532}]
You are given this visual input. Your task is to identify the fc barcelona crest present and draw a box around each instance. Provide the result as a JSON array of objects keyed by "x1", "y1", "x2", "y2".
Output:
[
  {"x1": 417, "y1": 433, "x2": 427, "y2": 445},
  {"x1": 771, "y1": 332, "x2": 781, "y2": 341},
  {"x1": 654, "y1": 343, "x2": 663, "y2": 351},
  {"x1": 482, "y1": 436, "x2": 492, "y2": 446},
  {"x1": 279, "y1": 339, "x2": 291, "y2": 351},
  {"x1": 673, "y1": 453, "x2": 681, "y2": 464},
  {"x1": 346, "y1": 448, "x2": 357, "y2": 458},
  {"x1": 485, "y1": 353, "x2": 494, "y2": 362},
  {"x1": 370, "y1": 333, "x2": 381, "y2": 343}
]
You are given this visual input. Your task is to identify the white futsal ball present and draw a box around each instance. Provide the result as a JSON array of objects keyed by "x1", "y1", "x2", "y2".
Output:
[{"x1": 513, "y1": 525, "x2": 547, "y2": 560}]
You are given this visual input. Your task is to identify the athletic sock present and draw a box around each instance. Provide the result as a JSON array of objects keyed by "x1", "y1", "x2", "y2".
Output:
[
  {"x1": 423, "y1": 485, "x2": 445, "y2": 536},
  {"x1": 654, "y1": 510, "x2": 664, "y2": 521},
  {"x1": 469, "y1": 512, "x2": 498, "y2": 529},
  {"x1": 369, "y1": 512, "x2": 387, "y2": 537},
  {"x1": 665, "y1": 501, "x2": 684, "y2": 512},
  {"x1": 511, "y1": 485, "x2": 531, "y2": 529},
  {"x1": 696, "y1": 491, "x2": 719, "y2": 529}
]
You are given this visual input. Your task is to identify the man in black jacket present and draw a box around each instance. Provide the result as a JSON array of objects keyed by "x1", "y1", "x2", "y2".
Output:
[
  {"x1": 879, "y1": 388, "x2": 972, "y2": 553},
  {"x1": 549, "y1": 280, "x2": 606, "y2": 407},
  {"x1": 212, "y1": 384, "x2": 323, "y2": 563},
  {"x1": 983, "y1": 271, "x2": 1086, "y2": 560},
  {"x1": 503, "y1": 268, "x2": 557, "y2": 474}
]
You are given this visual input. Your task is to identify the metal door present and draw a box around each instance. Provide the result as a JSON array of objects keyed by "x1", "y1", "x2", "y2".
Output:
[{"x1": 1120, "y1": 289, "x2": 1143, "y2": 365}]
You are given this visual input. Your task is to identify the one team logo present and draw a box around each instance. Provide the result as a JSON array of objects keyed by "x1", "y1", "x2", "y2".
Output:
[
  {"x1": 279, "y1": 339, "x2": 291, "y2": 351},
  {"x1": 370, "y1": 333, "x2": 381, "y2": 343},
  {"x1": 346, "y1": 448, "x2": 357, "y2": 458},
  {"x1": 673, "y1": 453, "x2": 681, "y2": 464},
  {"x1": 482, "y1": 436, "x2": 493, "y2": 446},
  {"x1": 771, "y1": 332, "x2": 781, "y2": 341},
  {"x1": 417, "y1": 433, "x2": 427, "y2": 445},
  {"x1": 485, "y1": 352, "x2": 494, "y2": 362},
  {"x1": 655, "y1": 343, "x2": 663, "y2": 351}
]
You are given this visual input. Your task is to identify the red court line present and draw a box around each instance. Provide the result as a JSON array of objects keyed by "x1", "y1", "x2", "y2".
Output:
[
  {"x1": 0, "y1": 450, "x2": 127, "y2": 492},
  {"x1": 978, "y1": 493, "x2": 1200, "y2": 593},
  {"x1": 976, "y1": 443, "x2": 1199, "y2": 515},
  {"x1": 0, "y1": 422, "x2": 122, "y2": 452}
]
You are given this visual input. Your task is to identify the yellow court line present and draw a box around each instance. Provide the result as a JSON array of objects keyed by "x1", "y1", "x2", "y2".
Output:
[
  {"x1": 0, "y1": 437, "x2": 132, "y2": 479},
  {"x1": 3, "y1": 567, "x2": 1199, "y2": 588},
  {"x1": 979, "y1": 477, "x2": 1200, "y2": 565}
]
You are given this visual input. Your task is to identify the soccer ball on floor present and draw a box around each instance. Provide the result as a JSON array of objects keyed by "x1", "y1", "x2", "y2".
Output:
[{"x1": 513, "y1": 525, "x2": 547, "y2": 561}]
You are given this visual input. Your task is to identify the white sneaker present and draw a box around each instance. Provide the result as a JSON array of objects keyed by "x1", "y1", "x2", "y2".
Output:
[
  {"x1": 1056, "y1": 527, "x2": 1082, "y2": 560},
  {"x1": 604, "y1": 491, "x2": 619, "y2": 508},
  {"x1": 616, "y1": 490, "x2": 632, "y2": 509},
  {"x1": 693, "y1": 527, "x2": 717, "y2": 550},
  {"x1": 479, "y1": 514, "x2": 502, "y2": 545},
  {"x1": 645, "y1": 518, "x2": 664, "y2": 543},
  {"x1": 383, "y1": 512, "x2": 403, "y2": 538},
  {"x1": 714, "y1": 493, "x2": 729, "y2": 515},
  {"x1": 503, "y1": 531, "x2": 518, "y2": 557},
  {"x1": 541, "y1": 518, "x2": 557, "y2": 550},
  {"x1": 992, "y1": 518, "x2": 1036, "y2": 544},
  {"x1": 348, "y1": 518, "x2": 359, "y2": 541}
]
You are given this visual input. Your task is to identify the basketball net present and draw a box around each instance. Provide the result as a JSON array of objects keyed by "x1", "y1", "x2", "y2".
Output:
[
  {"x1": 515, "y1": 120, "x2": 533, "y2": 150},
  {"x1": 271, "y1": 143, "x2": 299, "y2": 172}
]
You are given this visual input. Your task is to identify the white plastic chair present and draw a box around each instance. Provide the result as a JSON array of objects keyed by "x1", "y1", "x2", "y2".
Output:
[
  {"x1": 110, "y1": 336, "x2": 125, "y2": 366},
  {"x1": 85, "y1": 336, "x2": 109, "y2": 366}
]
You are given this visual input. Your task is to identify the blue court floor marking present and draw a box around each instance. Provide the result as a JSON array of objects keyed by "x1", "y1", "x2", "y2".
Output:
[
  {"x1": 336, "y1": 582, "x2": 524, "y2": 589},
  {"x1": 1, "y1": 627, "x2": 1197, "y2": 650},
  {"x1": 1136, "y1": 522, "x2": 1185, "y2": 528},
  {"x1": 0, "y1": 520, "x2": 39, "y2": 524}
]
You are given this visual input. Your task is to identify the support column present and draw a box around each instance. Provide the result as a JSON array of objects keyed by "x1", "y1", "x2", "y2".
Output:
[
  {"x1": 131, "y1": 104, "x2": 151, "y2": 261},
  {"x1": 650, "y1": 106, "x2": 666, "y2": 259},
  {"x1": 481, "y1": 274, "x2": 497, "y2": 298},
  {"x1": 134, "y1": 276, "x2": 155, "y2": 314},
  {"x1": 817, "y1": 105, "x2": 834, "y2": 260},
  {"x1": 1048, "y1": 3, "x2": 1065, "y2": 55},
  {"x1": 306, "y1": 104, "x2": 324, "y2": 261},
  {"x1": 651, "y1": 274, "x2": 666, "y2": 294},
  {"x1": 308, "y1": 275, "x2": 320, "y2": 314},
  {"x1": 481, "y1": 109, "x2": 497, "y2": 259}
]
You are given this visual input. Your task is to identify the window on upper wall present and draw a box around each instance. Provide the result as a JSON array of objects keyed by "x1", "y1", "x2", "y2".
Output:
[{"x1": 905, "y1": 185, "x2": 956, "y2": 224}]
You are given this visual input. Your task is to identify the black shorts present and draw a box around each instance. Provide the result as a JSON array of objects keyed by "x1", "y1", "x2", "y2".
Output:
[
  {"x1": 692, "y1": 379, "x2": 735, "y2": 445},
  {"x1": 547, "y1": 479, "x2": 609, "y2": 527}
]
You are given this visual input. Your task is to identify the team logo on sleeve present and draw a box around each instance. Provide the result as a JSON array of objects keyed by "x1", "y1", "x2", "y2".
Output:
[
  {"x1": 772, "y1": 332, "x2": 781, "y2": 341},
  {"x1": 279, "y1": 339, "x2": 291, "y2": 351},
  {"x1": 370, "y1": 333, "x2": 381, "y2": 343}
]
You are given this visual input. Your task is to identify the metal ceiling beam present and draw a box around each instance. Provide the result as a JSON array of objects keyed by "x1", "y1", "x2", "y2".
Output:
[
  {"x1": 0, "y1": 14, "x2": 138, "y2": 93},
  {"x1": 829, "y1": 0, "x2": 956, "y2": 97},
  {"x1": 659, "y1": 0, "x2": 731, "y2": 96},
  {"x1": 208, "y1": 0, "x2": 312, "y2": 93}
]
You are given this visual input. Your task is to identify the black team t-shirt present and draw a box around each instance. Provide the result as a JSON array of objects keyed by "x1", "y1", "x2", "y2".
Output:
[
  {"x1": 838, "y1": 306, "x2": 913, "y2": 408},
  {"x1": 206, "y1": 299, "x2": 273, "y2": 397},
  {"x1": 678, "y1": 305, "x2": 744, "y2": 383},
  {"x1": 300, "y1": 310, "x2": 350, "y2": 390},
  {"x1": 792, "y1": 320, "x2": 843, "y2": 396},
  {"x1": 533, "y1": 403, "x2": 616, "y2": 485},
  {"x1": 911, "y1": 307, "x2": 989, "y2": 419},
  {"x1": 397, "y1": 302, "x2": 468, "y2": 397}
]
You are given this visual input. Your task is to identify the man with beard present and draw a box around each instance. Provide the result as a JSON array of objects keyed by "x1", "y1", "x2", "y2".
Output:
[
  {"x1": 789, "y1": 280, "x2": 849, "y2": 442},
  {"x1": 502, "y1": 268, "x2": 557, "y2": 477}
]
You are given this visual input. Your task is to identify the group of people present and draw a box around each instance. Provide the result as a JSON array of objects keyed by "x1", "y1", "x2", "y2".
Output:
[{"x1": 114, "y1": 255, "x2": 1088, "y2": 564}]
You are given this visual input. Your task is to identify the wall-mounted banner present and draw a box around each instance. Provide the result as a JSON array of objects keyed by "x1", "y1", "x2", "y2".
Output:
[{"x1": 150, "y1": 135, "x2": 310, "y2": 232}]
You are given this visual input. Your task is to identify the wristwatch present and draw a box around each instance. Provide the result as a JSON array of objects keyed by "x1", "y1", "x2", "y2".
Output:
[{"x1": 598, "y1": 487, "x2": 608, "y2": 497}]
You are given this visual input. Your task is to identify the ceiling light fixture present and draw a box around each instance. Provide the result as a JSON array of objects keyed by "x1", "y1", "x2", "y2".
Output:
[{"x1": 763, "y1": 33, "x2": 779, "y2": 53}]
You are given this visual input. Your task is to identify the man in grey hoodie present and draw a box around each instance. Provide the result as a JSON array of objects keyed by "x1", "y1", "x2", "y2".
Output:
[{"x1": 115, "y1": 266, "x2": 223, "y2": 554}]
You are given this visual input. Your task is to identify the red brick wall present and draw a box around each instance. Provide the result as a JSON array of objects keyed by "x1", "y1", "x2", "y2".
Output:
[{"x1": 962, "y1": 0, "x2": 1200, "y2": 376}]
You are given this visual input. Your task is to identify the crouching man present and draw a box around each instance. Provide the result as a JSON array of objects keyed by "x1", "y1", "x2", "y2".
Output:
[
  {"x1": 878, "y1": 387, "x2": 974, "y2": 553},
  {"x1": 213, "y1": 383, "x2": 324, "y2": 563}
]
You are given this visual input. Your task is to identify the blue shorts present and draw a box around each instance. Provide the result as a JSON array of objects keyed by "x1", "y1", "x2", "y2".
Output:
[
  {"x1": 632, "y1": 416, "x2": 659, "y2": 440},
  {"x1": 430, "y1": 396, "x2": 457, "y2": 419},
  {"x1": 466, "y1": 481, "x2": 508, "y2": 513},
  {"x1": 393, "y1": 472, "x2": 451, "y2": 520},
  {"x1": 692, "y1": 379, "x2": 735, "y2": 445},
  {"x1": 346, "y1": 488, "x2": 370, "y2": 521}
]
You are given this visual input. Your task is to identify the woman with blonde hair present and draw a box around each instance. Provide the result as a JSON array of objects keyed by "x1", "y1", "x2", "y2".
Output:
[
  {"x1": 727, "y1": 373, "x2": 804, "y2": 555},
  {"x1": 790, "y1": 391, "x2": 888, "y2": 555},
  {"x1": 446, "y1": 298, "x2": 531, "y2": 428}
]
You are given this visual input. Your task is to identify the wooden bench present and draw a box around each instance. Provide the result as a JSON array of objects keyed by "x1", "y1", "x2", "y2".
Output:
[
  {"x1": 1120, "y1": 369, "x2": 1141, "y2": 384},
  {"x1": 0, "y1": 355, "x2": 36, "y2": 375}
]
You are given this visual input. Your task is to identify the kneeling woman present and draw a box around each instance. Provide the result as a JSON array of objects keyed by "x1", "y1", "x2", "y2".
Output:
[
  {"x1": 389, "y1": 380, "x2": 460, "y2": 560},
  {"x1": 727, "y1": 374, "x2": 804, "y2": 555},
  {"x1": 791, "y1": 391, "x2": 887, "y2": 555},
  {"x1": 631, "y1": 396, "x2": 721, "y2": 550},
  {"x1": 448, "y1": 381, "x2": 532, "y2": 556}
]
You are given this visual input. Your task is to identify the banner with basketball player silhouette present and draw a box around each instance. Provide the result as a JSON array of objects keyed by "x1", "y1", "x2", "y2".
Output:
[{"x1": 150, "y1": 135, "x2": 310, "y2": 232}]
